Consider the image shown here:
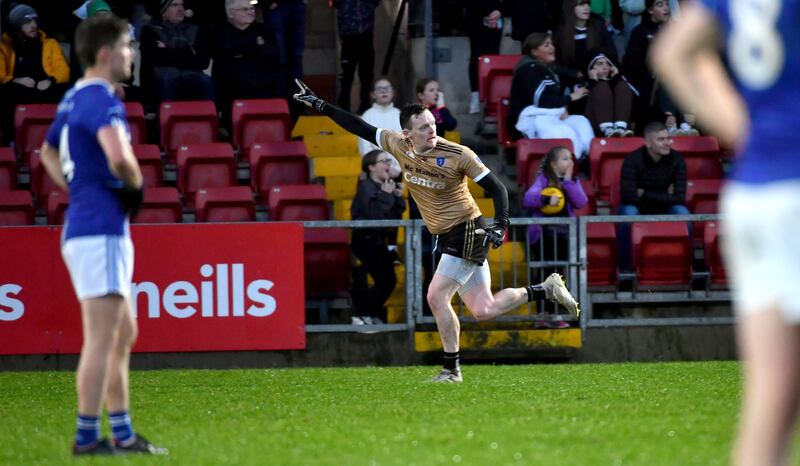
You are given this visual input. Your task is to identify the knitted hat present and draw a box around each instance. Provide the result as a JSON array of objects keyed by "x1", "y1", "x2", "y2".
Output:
[
  {"x1": 9, "y1": 4, "x2": 39, "y2": 29},
  {"x1": 87, "y1": 0, "x2": 112, "y2": 17}
]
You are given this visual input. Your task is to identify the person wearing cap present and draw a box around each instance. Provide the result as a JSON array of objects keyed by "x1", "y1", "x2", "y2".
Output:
[
  {"x1": 139, "y1": 0, "x2": 213, "y2": 110},
  {"x1": 0, "y1": 3, "x2": 70, "y2": 144}
]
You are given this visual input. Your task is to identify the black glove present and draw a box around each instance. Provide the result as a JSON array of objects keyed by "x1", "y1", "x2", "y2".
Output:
[
  {"x1": 481, "y1": 221, "x2": 506, "y2": 249},
  {"x1": 292, "y1": 78, "x2": 326, "y2": 112},
  {"x1": 117, "y1": 186, "x2": 144, "y2": 216}
]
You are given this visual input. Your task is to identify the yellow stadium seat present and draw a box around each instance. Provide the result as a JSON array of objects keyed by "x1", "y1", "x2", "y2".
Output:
[
  {"x1": 311, "y1": 156, "x2": 361, "y2": 177},
  {"x1": 291, "y1": 116, "x2": 346, "y2": 138},
  {"x1": 474, "y1": 198, "x2": 495, "y2": 218},
  {"x1": 489, "y1": 242, "x2": 529, "y2": 288},
  {"x1": 468, "y1": 180, "x2": 486, "y2": 198},
  {"x1": 444, "y1": 130, "x2": 461, "y2": 144},
  {"x1": 333, "y1": 199, "x2": 352, "y2": 220},
  {"x1": 387, "y1": 305, "x2": 405, "y2": 323},
  {"x1": 304, "y1": 134, "x2": 359, "y2": 158},
  {"x1": 325, "y1": 175, "x2": 359, "y2": 200}
]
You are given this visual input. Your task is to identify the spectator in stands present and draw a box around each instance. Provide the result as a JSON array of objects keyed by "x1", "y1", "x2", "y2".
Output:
[
  {"x1": 505, "y1": 0, "x2": 560, "y2": 46},
  {"x1": 583, "y1": 49, "x2": 637, "y2": 137},
  {"x1": 616, "y1": 121, "x2": 689, "y2": 271},
  {"x1": 140, "y1": 0, "x2": 213, "y2": 109},
  {"x1": 0, "y1": 4, "x2": 70, "y2": 145},
  {"x1": 624, "y1": 0, "x2": 699, "y2": 135},
  {"x1": 350, "y1": 150, "x2": 406, "y2": 325},
  {"x1": 265, "y1": 0, "x2": 306, "y2": 120},
  {"x1": 464, "y1": 1, "x2": 503, "y2": 114},
  {"x1": 554, "y1": 0, "x2": 616, "y2": 76},
  {"x1": 212, "y1": 0, "x2": 281, "y2": 127},
  {"x1": 416, "y1": 77, "x2": 457, "y2": 138},
  {"x1": 619, "y1": 0, "x2": 679, "y2": 43},
  {"x1": 335, "y1": 0, "x2": 380, "y2": 113},
  {"x1": 508, "y1": 32, "x2": 594, "y2": 165},
  {"x1": 522, "y1": 146, "x2": 586, "y2": 327},
  {"x1": 358, "y1": 77, "x2": 401, "y2": 175}
]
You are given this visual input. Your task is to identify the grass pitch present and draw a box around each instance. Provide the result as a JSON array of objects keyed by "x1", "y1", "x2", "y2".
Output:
[{"x1": 0, "y1": 361, "x2": 783, "y2": 465}]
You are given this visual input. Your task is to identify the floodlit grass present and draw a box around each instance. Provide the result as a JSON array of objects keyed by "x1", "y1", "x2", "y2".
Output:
[{"x1": 0, "y1": 361, "x2": 786, "y2": 465}]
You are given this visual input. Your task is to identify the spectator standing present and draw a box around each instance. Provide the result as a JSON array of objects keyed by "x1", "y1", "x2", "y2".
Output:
[
  {"x1": 463, "y1": 0, "x2": 503, "y2": 114},
  {"x1": 358, "y1": 77, "x2": 401, "y2": 176},
  {"x1": 416, "y1": 77, "x2": 457, "y2": 138},
  {"x1": 264, "y1": 0, "x2": 306, "y2": 120},
  {"x1": 350, "y1": 150, "x2": 406, "y2": 325},
  {"x1": 616, "y1": 121, "x2": 689, "y2": 271},
  {"x1": 508, "y1": 32, "x2": 594, "y2": 162},
  {"x1": 335, "y1": 0, "x2": 380, "y2": 113},
  {"x1": 583, "y1": 50, "x2": 636, "y2": 136},
  {"x1": 140, "y1": 0, "x2": 213, "y2": 108},
  {"x1": 0, "y1": 4, "x2": 70, "y2": 144},
  {"x1": 554, "y1": 0, "x2": 616, "y2": 75},
  {"x1": 212, "y1": 0, "x2": 281, "y2": 126},
  {"x1": 619, "y1": 0, "x2": 679, "y2": 43},
  {"x1": 505, "y1": 0, "x2": 560, "y2": 45}
]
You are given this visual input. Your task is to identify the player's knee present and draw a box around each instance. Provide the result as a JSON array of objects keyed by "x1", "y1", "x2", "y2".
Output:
[
  {"x1": 427, "y1": 290, "x2": 448, "y2": 315},
  {"x1": 470, "y1": 301, "x2": 493, "y2": 321}
]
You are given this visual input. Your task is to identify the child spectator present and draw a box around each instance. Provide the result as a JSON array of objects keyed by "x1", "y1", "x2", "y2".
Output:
[
  {"x1": 415, "y1": 77, "x2": 457, "y2": 137},
  {"x1": 358, "y1": 77, "x2": 402, "y2": 177},
  {"x1": 583, "y1": 50, "x2": 637, "y2": 136}
]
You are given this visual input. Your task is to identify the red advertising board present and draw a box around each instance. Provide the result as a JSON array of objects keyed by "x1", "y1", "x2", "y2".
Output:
[{"x1": 0, "y1": 223, "x2": 305, "y2": 355}]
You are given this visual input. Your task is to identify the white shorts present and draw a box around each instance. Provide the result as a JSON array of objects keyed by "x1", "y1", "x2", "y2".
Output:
[
  {"x1": 61, "y1": 235, "x2": 134, "y2": 300},
  {"x1": 435, "y1": 253, "x2": 491, "y2": 295},
  {"x1": 720, "y1": 180, "x2": 800, "y2": 323}
]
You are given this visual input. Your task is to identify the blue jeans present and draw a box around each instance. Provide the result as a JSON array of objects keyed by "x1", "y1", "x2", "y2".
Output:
[
  {"x1": 616, "y1": 204, "x2": 691, "y2": 272},
  {"x1": 151, "y1": 68, "x2": 215, "y2": 106}
]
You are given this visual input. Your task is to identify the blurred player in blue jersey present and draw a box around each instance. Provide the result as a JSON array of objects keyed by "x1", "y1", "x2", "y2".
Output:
[
  {"x1": 652, "y1": 1, "x2": 800, "y2": 464},
  {"x1": 39, "y1": 15, "x2": 165, "y2": 456}
]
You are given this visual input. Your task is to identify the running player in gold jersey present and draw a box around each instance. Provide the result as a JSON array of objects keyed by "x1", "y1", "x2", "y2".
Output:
[{"x1": 294, "y1": 80, "x2": 579, "y2": 382}]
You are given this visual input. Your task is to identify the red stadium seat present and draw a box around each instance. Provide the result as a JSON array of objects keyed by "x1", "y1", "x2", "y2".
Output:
[
  {"x1": 0, "y1": 147, "x2": 17, "y2": 191},
  {"x1": 477, "y1": 54, "x2": 521, "y2": 119},
  {"x1": 704, "y1": 221, "x2": 727, "y2": 288},
  {"x1": 686, "y1": 178, "x2": 723, "y2": 242},
  {"x1": 632, "y1": 221, "x2": 692, "y2": 288},
  {"x1": 159, "y1": 101, "x2": 218, "y2": 159},
  {"x1": 232, "y1": 99, "x2": 291, "y2": 156},
  {"x1": 14, "y1": 103, "x2": 57, "y2": 166},
  {"x1": 269, "y1": 184, "x2": 329, "y2": 221},
  {"x1": 573, "y1": 179, "x2": 596, "y2": 217},
  {"x1": 586, "y1": 222, "x2": 617, "y2": 289},
  {"x1": 47, "y1": 190, "x2": 70, "y2": 225},
  {"x1": 516, "y1": 138, "x2": 574, "y2": 188},
  {"x1": 132, "y1": 144, "x2": 163, "y2": 188},
  {"x1": 249, "y1": 141, "x2": 309, "y2": 202},
  {"x1": 496, "y1": 99, "x2": 515, "y2": 148},
  {"x1": 176, "y1": 143, "x2": 236, "y2": 204},
  {"x1": 29, "y1": 150, "x2": 65, "y2": 206},
  {"x1": 589, "y1": 137, "x2": 646, "y2": 201},
  {"x1": 124, "y1": 102, "x2": 147, "y2": 145},
  {"x1": 195, "y1": 186, "x2": 255, "y2": 222},
  {"x1": 133, "y1": 187, "x2": 182, "y2": 223},
  {"x1": 304, "y1": 228, "x2": 351, "y2": 294},
  {"x1": 671, "y1": 136, "x2": 722, "y2": 179},
  {"x1": 0, "y1": 190, "x2": 34, "y2": 226}
]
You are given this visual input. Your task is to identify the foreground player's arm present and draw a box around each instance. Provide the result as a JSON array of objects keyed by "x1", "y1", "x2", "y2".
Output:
[
  {"x1": 476, "y1": 172, "x2": 509, "y2": 248},
  {"x1": 98, "y1": 125, "x2": 142, "y2": 189},
  {"x1": 39, "y1": 142, "x2": 69, "y2": 192},
  {"x1": 293, "y1": 79, "x2": 380, "y2": 145},
  {"x1": 649, "y1": 2, "x2": 748, "y2": 148}
]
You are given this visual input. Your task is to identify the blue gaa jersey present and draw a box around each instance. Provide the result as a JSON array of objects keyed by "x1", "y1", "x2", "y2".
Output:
[
  {"x1": 697, "y1": 0, "x2": 800, "y2": 184},
  {"x1": 46, "y1": 79, "x2": 130, "y2": 239}
]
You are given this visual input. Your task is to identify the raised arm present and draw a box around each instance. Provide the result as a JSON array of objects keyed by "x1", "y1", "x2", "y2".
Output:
[{"x1": 293, "y1": 79, "x2": 380, "y2": 146}]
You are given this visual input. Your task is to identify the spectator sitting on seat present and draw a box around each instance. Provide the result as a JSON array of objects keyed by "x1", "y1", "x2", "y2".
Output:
[
  {"x1": 358, "y1": 76, "x2": 402, "y2": 176},
  {"x1": 522, "y1": 145, "x2": 586, "y2": 327},
  {"x1": 212, "y1": 0, "x2": 281, "y2": 128},
  {"x1": 416, "y1": 77, "x2": 457, "y2": 138},
  {"x1": 583, "y1": 49, "x2": 637, "y2": 137},
  {"x1": 140, "y1": 0, "x2": 213, "y2": 109},
  {"x1": 616, "y1": 121, "x2": 689, "y2": 271},
  {"x1": 350, "y1": 150, "x2": 406, "y2": 325},
  {"x1": 0, "y1": 4, "x2": 70, "y2": 145},
  {"x1": 508, "y1": 32, "x2": 594, "y2": 164}
]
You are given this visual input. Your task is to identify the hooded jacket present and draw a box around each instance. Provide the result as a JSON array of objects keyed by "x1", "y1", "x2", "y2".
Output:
[
  {"x1": 507, "y1": 55, "x2": 575, "y2": 139},
  {"x1": 0, "y1": 30, "x2": 70, "y2": 84}
]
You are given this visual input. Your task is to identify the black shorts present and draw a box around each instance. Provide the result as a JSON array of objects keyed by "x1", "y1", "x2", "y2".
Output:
[{"x1": 434, "y1": 216, "x2": 490, "y2": 265}]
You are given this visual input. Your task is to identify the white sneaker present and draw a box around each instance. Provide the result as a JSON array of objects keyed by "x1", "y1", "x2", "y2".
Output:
[
  {"x1": 351, "y1": 316, "x2": 366, "y2": 325},
  {"x1": 430, "y1": 368, "x2": 462, "y2": 383},
  {"x1": 469, "y1": 91, "x2": 480, "y2": 114},
  {"x1": 542, "y1": 273, "x2": 580, "y2": 319}
]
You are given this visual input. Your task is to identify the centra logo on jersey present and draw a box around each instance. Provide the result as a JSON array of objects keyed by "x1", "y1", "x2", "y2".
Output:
[
  {"x1": 404, "y1": 172, "x2": 445, "y2": 190},
  {"x1": 132, "y1": 264, "x2": 277, "y2": 319},
  {"x1": 0, "y1": 284, "x2": 24, "y2": 322}
]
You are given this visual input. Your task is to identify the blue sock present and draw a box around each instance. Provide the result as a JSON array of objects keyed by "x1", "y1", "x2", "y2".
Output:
[
  {"x1": 108, "y1": 411, "x2": 135, "y2": 445},
  {"x1": 75, "y1": 415, "x2": 100, "y2": 447}
]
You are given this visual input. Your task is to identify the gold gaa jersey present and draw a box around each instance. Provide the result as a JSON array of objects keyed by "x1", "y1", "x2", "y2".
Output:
[{"x1": 378, "y1": 129, "x2": 490, "y2": 235}]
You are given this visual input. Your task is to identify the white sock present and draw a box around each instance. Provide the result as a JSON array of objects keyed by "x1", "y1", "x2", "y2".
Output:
[{"x1": 614, "y1": 121, "x2": 628, "y2": 129}]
